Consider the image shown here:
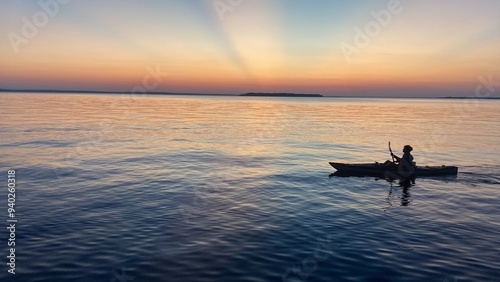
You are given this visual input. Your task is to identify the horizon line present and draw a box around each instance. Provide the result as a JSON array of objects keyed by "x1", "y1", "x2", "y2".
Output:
[{"x1": 0, "y1": 88, "x2": 497, "y2": 99}]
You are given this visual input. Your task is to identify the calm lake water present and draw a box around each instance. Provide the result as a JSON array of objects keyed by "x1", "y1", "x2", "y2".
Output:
[{"x1": 0, "y1": 93, "x2": 499, "y2": 282}]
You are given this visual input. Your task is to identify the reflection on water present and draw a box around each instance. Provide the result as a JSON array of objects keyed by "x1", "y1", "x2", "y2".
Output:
[
  {"x1": 1, "y1": 94, "x2": 500, "y2": 282},
  {"x1": 387, "y1": 177, "x2": 415, "y2": 207},
  {"x1": 330, "y1": 173, "x2": 416, "y2": 207}
]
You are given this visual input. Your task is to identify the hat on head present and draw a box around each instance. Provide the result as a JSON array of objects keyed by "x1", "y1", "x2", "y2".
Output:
[{"x1": 404, "y1": 145, "x2": 413, "y2": 152}]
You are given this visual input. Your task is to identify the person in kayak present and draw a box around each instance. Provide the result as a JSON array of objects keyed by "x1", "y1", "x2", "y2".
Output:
[
  {"x1": 383, "y1": 144, "x2": 416, "y2": 178},
  {"x1": 392, "y1": 145, "x2": 415, "y2": 166}
]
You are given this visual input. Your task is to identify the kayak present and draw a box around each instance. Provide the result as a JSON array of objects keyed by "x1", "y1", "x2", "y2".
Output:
[{"x1": 329, "y1": 162, "x2": 458, "y2": 177}]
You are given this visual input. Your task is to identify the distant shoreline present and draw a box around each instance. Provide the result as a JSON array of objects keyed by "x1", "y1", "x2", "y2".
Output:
[
  {"x1": 0, "y1": 89, "x2": 498, "y2": 99},
  {"x1": 240, "y1": 93, "x2": 323, "y2": 98}
]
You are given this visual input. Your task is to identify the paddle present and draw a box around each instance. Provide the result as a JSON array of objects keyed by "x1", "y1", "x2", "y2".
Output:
[{"x1": 388, "y1": 142, "x2": 396, "y2": 163}]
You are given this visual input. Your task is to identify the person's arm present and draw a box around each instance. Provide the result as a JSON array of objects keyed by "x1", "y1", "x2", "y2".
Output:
[{"x1": 391, "y1": 153, "x2": 401, "y2": 162}]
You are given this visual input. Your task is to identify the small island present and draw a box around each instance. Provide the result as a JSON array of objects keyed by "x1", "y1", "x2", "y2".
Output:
[{"x1": 240, "y1": 92, "x2": 323, "y2": 98}]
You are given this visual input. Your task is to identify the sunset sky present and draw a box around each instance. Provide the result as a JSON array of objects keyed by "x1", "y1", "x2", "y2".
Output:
[{"x1": 1, "y1": 0, "x2": 499, "y2": 96}]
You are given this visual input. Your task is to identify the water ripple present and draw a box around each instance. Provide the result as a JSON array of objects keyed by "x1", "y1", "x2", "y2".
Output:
[{"x1": 1, "y1": 94, "x2": 499, "y2": 282}]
